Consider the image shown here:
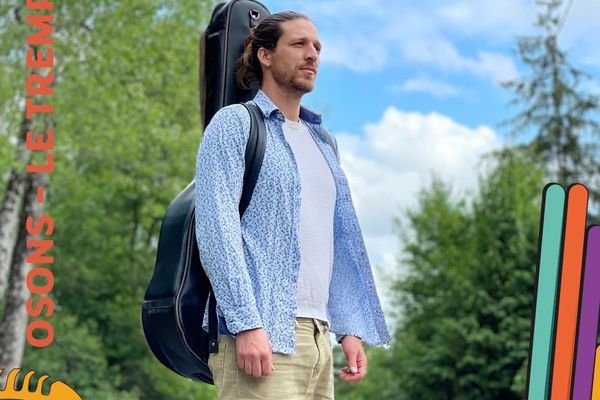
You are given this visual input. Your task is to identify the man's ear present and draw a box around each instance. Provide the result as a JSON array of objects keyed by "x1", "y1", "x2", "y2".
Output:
[{"x1": 257, "y1": 47, "x2": 271, "y2": 68}]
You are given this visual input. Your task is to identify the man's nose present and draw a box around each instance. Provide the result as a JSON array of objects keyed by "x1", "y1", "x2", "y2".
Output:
[{"x1": 305, "y1": 44, "x2": 319, "y2": 61}]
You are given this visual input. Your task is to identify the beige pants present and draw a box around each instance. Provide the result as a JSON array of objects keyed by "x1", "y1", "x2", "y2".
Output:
[{"x1": 208, "y1": 317, "x2": 334, "y2": 400}]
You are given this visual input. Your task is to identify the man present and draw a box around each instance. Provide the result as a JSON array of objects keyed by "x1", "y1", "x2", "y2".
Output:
[{"x1": 195, "y1": 11, "x2": 390, "y2": 400}]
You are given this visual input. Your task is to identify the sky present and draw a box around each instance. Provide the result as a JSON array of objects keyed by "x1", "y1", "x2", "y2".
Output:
[{"x1": 259, "y1": 0, "x2": 600, "y2": 314}]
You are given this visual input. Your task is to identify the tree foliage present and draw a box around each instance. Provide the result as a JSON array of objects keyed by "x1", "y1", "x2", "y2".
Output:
[
  {"x1": 502, "y1": 0, "x2": 600, "y2": 214},
  {"x1": 1, "y1": 1, "x2": 216, "y2": 398},
  {"x1": 390, "y1": 150, "x2": 544, "y2": 399},
  {"x1": 334, "y1": 150, "x2": 544, "y2": 400}
]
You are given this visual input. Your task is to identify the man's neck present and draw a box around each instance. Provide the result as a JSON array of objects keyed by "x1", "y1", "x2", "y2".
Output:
[{"x1": 260, "y1": 83, "x2": 303, "y2": 122}]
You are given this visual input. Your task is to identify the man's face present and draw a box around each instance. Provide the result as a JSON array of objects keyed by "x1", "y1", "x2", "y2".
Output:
[{"x1": 267, "y1": 18, "x2": 321, "y2": 94}]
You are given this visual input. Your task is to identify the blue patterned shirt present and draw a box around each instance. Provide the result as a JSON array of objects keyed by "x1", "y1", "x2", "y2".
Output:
[{"x1": 195, "y1": 90, "x2": 390, "y2": 354}]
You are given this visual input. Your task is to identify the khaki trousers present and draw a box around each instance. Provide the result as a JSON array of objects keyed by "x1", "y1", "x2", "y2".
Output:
[{"x1": 208, "y1": 317, "x2": 334, "y2": 400}]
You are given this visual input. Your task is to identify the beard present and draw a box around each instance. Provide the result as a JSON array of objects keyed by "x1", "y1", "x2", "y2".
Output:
[{"x1": 271, "y1": 63, "x2": 316, "y2": 94}]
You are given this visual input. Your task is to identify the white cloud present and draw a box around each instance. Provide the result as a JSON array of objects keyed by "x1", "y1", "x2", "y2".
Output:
[
  {"x1": 320, "y1": 34, "x2": 387, "y2": 72},
  {"x1": 554, "y1": 0, "x2": 600, "y2": 70},
  {"x1": 393, "y1": 76, "x2": 460, "y2": 98},
  {"x1": 275, "y1": 0, "x2": 599, "y2": 81},
  {"x1": 401, "y1": 36, "x2": 464, "y2": 69},
  {"x1": 308, "y1": 0, "x2": 520, "y2": 83},
  {"x1": 401, "y1": 37, "x2": 519, "y2": 84},
  {"x1": 334, "y1": 107, "x2": 503, "y2": 313},
  {"x1": 321, "y1": 29, "x2": 519, "y2": 84},
  {"x1": 465, "y1": 51, "x2": 520, "y2": 83},
  {"x1": 436, "y1": 0, "x2": 535, "y2": 39}
]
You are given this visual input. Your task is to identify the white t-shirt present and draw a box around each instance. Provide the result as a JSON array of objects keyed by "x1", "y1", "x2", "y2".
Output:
[{"x1": 282, "y1": 118, "x2": 337, "y2": 323}]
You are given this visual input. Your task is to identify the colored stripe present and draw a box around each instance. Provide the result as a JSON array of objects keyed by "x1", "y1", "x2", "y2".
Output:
[
  {"x1": 592, "y1": 346, "x2": 600, "y2": 400},
  {"x1": 572, "y1": 226, "x2": 600, "y2": 399},
  {"x1": 526, "y1": 183, "x2": 566, "y2": 400},
  {"x1": 551, "y1": 184, "x2": 589, "y2": 400}
]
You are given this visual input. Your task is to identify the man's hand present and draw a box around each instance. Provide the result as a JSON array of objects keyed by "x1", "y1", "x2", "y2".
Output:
[
  {"x1": 339, "y1": 335, "x2": 367, "y2": 383},
  {"x1": 236, "y1": 327, "x2": 274, "y2": 378}
]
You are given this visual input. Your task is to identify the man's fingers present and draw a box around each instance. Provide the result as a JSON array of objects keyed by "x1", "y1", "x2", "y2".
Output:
[
  {"x1": 260, "y1": 357, "x2": 271, "y2": 376},
  {"x1": 345, "y1": 350, "x2": 358, "y2": 374},
  {"x1": 243, "y1": 359, "x2": 253, "y2": 376},
  {"x1": 357, "y1": 349, "x2": 368, "y2": 375},
  {"x1": 240, "y1": 357, "x2": 271, "y2": 377},
  {"x1": 235, "y1": 328, "x2": 273, "y2": 378},
  {"x1": 358, "y1": 364, "x2": 367, "y2": 377},
  {"x1": 339, "y1": 368, "x2": 364, "y2": 383},
  {"x1": 340, "y1": 336, "x2": 367, "y2": 382},
  {"x1": 251, "y1": 357, "x2": 262, "y2": 377}
]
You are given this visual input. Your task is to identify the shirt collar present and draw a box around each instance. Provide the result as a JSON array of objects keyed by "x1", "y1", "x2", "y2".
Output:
[{"x1": 252, "y1": 89, "x2": 323, "y2": 125}]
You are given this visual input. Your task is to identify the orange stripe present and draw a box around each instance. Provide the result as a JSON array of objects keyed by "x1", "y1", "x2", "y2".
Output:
[
  {"x1": 37, "y1": 186, "x2": 44, "y2": 203},
  {"x1": 593, "y1": 346, "x2": 600, "y2": 400},
  {"x1": 550, "y1": 184, "x2": 589, "y2": 399}
]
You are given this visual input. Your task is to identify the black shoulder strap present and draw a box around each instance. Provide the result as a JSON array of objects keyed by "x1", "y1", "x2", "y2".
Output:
[
  {"x1": 208, "y1": 102, "x2": 266, "y2": 355},
  {"x1": 239, "y1": 102, "x2": 266, "y2": 216}
]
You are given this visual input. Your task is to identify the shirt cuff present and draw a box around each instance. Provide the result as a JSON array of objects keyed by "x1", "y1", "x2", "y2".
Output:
[
  {"x1": 336, "y1": 334, "x2": 362, "y2": 344},
  {"x1": 223, "y1": 305, "x2": 263, "y2": 335}
]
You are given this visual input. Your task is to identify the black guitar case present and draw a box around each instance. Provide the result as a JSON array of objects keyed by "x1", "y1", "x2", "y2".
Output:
[{"x1": 141, "y1": 0, "x2": 270, "y2": 384}]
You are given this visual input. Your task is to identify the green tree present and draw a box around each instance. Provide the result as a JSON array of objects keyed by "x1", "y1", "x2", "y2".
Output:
[
  {"x1": 22, "y1": 313, "x2": 138, "y2": 399},
  {"x1": 1, "y1": 1, "x2": 217, "y2": 398},
  {"x1": 502, "y1": 0, "x2": 600, "y2": 215},
  {"x1": 385, "y1": 149, "x2": 544, "y2": 399}
]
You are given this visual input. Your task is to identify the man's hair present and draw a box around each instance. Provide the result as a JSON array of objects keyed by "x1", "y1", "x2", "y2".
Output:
[{"x1": 236, "y1": 11, "x2": 311, "y2": 90}]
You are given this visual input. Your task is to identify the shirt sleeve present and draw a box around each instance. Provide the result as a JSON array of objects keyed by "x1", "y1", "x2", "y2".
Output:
[
  {"x1": 336, "y1": 334, "x2": 363, "y2": 344},
  {"x1": 194, "y1": 104, "x2": 263, "y2": 334}
]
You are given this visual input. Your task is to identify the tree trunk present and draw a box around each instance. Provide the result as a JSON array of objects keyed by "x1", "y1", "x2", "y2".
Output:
[
  {"x1": 0, "y1": 113, "x2": 32, "y2": 301},
  {"x1": 0, "y1": 171, "x2": 48, "y2": 373}
]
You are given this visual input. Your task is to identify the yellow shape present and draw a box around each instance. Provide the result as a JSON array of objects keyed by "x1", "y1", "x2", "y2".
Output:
[
  {"x1": 0, "y1": 368, "x2": 81, "y2": 400},
  {"x1": 593, "y1": 346, "x2": 600, "y2": 400}
]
